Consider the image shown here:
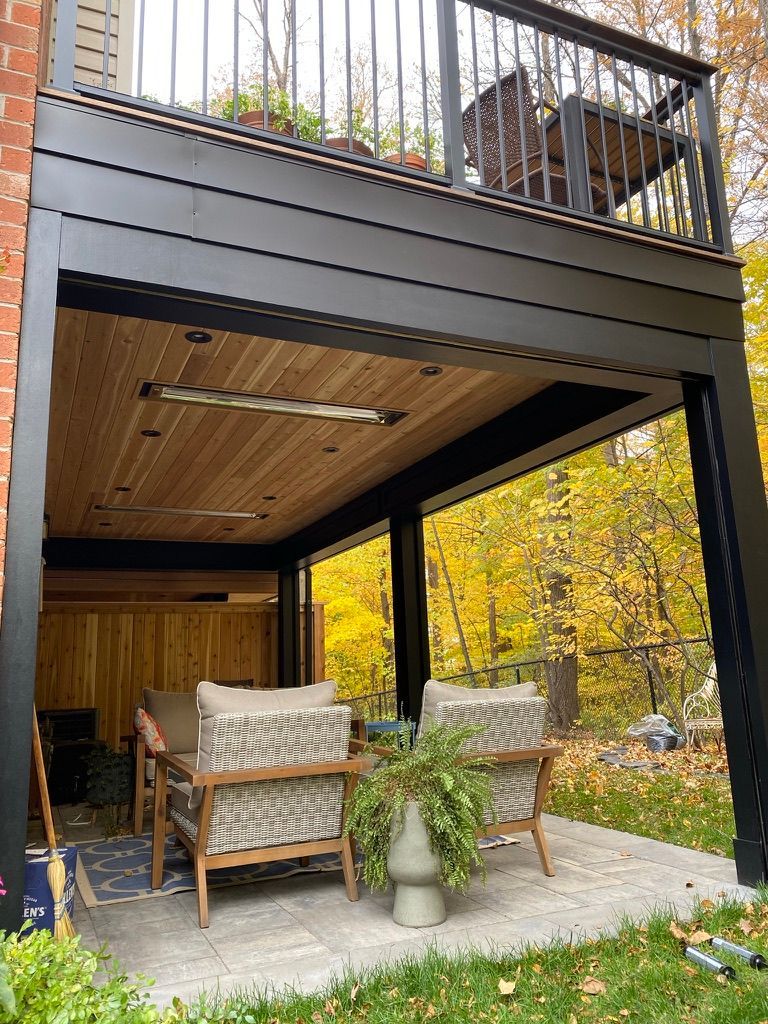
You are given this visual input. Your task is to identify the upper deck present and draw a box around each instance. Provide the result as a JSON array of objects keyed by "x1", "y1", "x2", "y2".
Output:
[{"x1": 41, "y1": 0, "x2": 734, "y2": 253}]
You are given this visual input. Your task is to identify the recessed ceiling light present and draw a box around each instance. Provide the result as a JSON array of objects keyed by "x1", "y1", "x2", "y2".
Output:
[
  {"x1": 322, "y1": 446, "x2": 340, "y2": 453},
  {"x1": 419, "y1": 366, "x2": 443, "y2": 377},
  {"x1": 262, "y1": 495, "x2": 277, "y2": 501},
  {"x1": 222, "y1": 527, "x2": 235, "y2": 532},
  {"x1": 115, "y1": 486, "x2": 131, "y2": 492},
  {"x1": 140, "y1": 382, "x2": 406, "y2": 426},
  {"x1": 93, "y1": 503, "x2": 264, "y2": 520},
  {"x1": 185, "y1": 330, "x2": 213, "y2": 344},
  {"x1": 98, "y1": 521, "x2": 112, "y2": 527},
  {"x1": 141, "y1": 429, "x2": 162, "y2": 437}
]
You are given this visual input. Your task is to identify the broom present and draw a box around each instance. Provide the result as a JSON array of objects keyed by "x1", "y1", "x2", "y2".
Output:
[{"x1": 31, "y1": 710, "x2": 75, "y2": 939}]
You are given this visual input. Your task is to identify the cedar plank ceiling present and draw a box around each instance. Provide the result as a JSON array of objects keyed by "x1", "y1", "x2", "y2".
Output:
[{"x1": 45, "y1": 310, "x2": 548, "y2": 543}]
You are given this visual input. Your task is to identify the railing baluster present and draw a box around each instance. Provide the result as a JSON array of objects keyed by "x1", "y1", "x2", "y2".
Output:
[
  {"x1": 418, "y1": 0, "x2": 431, "y2": 170},
  {"x1": 677, "y1": 75, "x2": 710, "y2": 242},
  {"x1": 233, "y1": 0, "x2": 240, "y2": 122},
  {"x1": 435, "y1": 0, "x2": 467, "y2": 188},
  {"x1": 572, "y1": 41, "x2": 595, "y2": 214},
  {"x1": 592, "y1": 46, "x2": 616, "y2": 218},
  {"x1": 491, "y1": 10, "x2": 509, "y2": 193},
  {"x1": 552, "y1": 30, "x2": 574, "y2": 208},
  {"x1": 645, "y1": 66, "x2": 675, "y2": 236},
  {"x1": 395, "y1": 0, "x2": 406, "y2": 161},
  {"x1": 370, "y1": 0, "x2": 380, "y2": 159},
  {"x1": 532, "y1": 24, "x2": 552, "y2": 205},
  {"x1": 102, "y1": 0, "x2": 113, "y2": 90},
  {"x1": 318, "y1": 0, "x2": 326, "y2": 145},
  {"x1": 469, "y1": 1, "x2": 484, "y2": 186},
  {"x1": 291, "y1": 0, "x2": 298, "y2": 137},
  {"x1": 169, "y1": 0, "x2": 178, "y2": 107},
  {"x1": 661, "y1": 74, "x2": 690, "y2": 236},
  {"x1": 628, "y1": 59, "x2": 651, "y2": 227},
  {"x1": 202, "y1": 0, "x2": 210, "y2": 115},
  {"x1": 53, "y1": 0, "x2": 77, "y2": 91},
  {"x1": 610, "y1": 52, "x2": 633, "y2": 224},
  {"x1": 511, "y1": 17, "x2": 530, "y2": 199},
  {"x1": 136, "y1": 0, "x2": 146, "y2": 98},
  {"x1": 262, "y1": 0, "x2": 269, "y2": 129},
  {"x1": 345, "y1": 0, "x2": 353, "y2": 150}
]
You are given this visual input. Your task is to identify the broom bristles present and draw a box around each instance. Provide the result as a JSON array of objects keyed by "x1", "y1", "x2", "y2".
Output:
[{"x1": 47, "y1": 850, "x2": 75, "y2": 940}]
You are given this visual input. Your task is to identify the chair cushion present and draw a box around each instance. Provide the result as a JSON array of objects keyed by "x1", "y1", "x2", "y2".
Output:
[
  {"x1": 418, "y1": 678, "x2": 537, "y2": 737},
  {"x1": 192, "y1": 679, "x2": 337, "y2": 808},
  {"x1": 143, "y1": 689, "x2": 199, "y2": 754}
]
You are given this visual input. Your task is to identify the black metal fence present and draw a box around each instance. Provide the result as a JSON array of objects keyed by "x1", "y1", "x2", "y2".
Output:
[
  {"x1": 50, "y1": 0, "x2": 729, "y2": 250},
  {"x1": 339, "y1": 637, "x2": 714, "y2": 739}
]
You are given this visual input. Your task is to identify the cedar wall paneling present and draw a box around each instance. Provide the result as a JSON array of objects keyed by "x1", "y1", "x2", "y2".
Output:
[{"x1": 35, "y1": 603, "x2": 326, "y2": 747}]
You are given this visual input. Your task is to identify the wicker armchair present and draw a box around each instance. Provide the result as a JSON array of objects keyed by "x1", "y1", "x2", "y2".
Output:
[
  {"x1": 462, "y1": 67, "x2": 605, "y2": 209},
  {"x1": 150, "y1": 704, "x2": 369, "y2": 927},
  {"x1": 433, "y1": 697, "x2": 562, "y2": 876}
]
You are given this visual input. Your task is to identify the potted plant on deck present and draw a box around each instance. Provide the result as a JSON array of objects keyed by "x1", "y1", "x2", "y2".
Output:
[{"x1": 344, "y1": 722, "x2": 494, "y2": 927}]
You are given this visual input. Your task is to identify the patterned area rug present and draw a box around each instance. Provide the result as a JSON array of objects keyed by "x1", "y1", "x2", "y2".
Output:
[{"x1": 75, "y1": 833, "x2": 519, "y2": 908}]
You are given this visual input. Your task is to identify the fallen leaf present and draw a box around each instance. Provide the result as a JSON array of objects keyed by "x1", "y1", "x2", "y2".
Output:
[
  {"x1": 619, "y1": 1012, "x2": 630, "y2": 1019},
  {"x1": 324, "y1": 999, "x2": 336, "y2": 1016},
  {"x1": 670, "y1": 921, "x2": 687, "y2": 941},
  {"x1": 689, "y1": 930, "x2": 712, "y2": 945},
  {"x1": 715, "y1": 974, "x2": 729, "y2": 986},
  {"x1": 350, "y1": 981, "x2": 360, "y2": 1002},
  {"x1": 532, "y1": 963, "x2": 542, "y2": 974},
  {"x1": 498, "y1": 978, "x2": 517, "y2": 996},
  {"x1": 580, "y1": 976, "x2": 607, "y2": 995},
  {"x1": 700, "y1": 899, "x2": 715, "y2": 909},
  {"x1": 740, "y1": 919, "x2": 754, "y2": 936},
  {"x1": 619, "y1": 850, "x2": 633, "y2": 858},
  {"x1": 685, "y1": 881, "x2": 695, "y2": 889},
  {"x1": 311, "y1": 1014, "x2": 323, "y2": 1024}
]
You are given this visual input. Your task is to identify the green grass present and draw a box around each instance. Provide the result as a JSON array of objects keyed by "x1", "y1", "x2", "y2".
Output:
[
  {"x1": 168, "y1": 896, "x2": 768, "y2": 1023},
  {"x1": 545, "y1": 752, "x2": 735, "y2": 858}
]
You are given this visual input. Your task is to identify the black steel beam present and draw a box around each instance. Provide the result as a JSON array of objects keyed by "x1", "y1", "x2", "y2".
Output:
[
  {"x1": 0, "y1": 210, "x2": 61, "y2": 932},
  {"x1": 390, "y1": 515, "x2": 431, "y2": 723},
  {"x1": 279, "y1": 383, "x2": 681, "y2": 566},
  {"x1": 277, "y1": 566, "x2": 301, "y2": 687},
  {"x1": 43, "y1": 537, "x2": 277, "y2": 571},
  {"x1": 684, "y1": 340, "x2": 768, "y2": 885},
  {"x1": 303, "y1": 568, "x2": 314, "y2": 686}
]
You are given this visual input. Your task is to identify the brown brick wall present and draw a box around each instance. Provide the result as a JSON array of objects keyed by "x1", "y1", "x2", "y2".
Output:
[{"x1": 0, "y1": 0, "x2": 44, "y2": 606}]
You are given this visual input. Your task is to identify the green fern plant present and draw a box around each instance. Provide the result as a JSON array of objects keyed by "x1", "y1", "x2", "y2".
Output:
[{"x1": 344, "y1": 721, "x2": 495, "y2": 894}]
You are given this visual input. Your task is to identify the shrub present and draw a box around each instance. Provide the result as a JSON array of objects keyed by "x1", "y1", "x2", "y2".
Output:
[{"x1": 0, "y1": 926, "x2": 163, "y2": 1024}]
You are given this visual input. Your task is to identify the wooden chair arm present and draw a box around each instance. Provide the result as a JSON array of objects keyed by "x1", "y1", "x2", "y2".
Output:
[
  {"x1": 156, "y1": 750, "x2": 371, "y2": 787},
  {"x1": 348, "y1": 738, "x2": 395, "y2": 758}
]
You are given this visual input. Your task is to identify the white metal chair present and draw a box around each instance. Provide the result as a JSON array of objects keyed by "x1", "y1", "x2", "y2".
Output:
[{"x1": 683, "y1": 662, "x2": 723, "y2": 748}]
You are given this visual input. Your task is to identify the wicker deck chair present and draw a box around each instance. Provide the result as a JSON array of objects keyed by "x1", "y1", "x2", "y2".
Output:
[
  {"x1": 462, "y1": 67, "x2": 605, "y2": 209},
  {"x1": 150, "y1": 704, "x2": 369, "y2": 927},
  {"x1": 433, "y1": 696, "x2": 562, "y2": 876}
]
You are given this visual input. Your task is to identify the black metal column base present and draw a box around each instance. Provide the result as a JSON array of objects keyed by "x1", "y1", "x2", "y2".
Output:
[{"x1": 733, "y1": 837, "x2": 767, "y2": 888}]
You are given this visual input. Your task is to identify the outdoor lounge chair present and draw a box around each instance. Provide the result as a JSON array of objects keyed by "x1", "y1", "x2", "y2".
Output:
[
  {"x1": 433, "y1": 695, "x2": 562, "y2": 876},
  {"x1": 462, "y1": 67, "x2": 606, "y2": 209},
  {"x1": 683, "y1": 661, "x2": 723, "y2": 748},
  {"x1": 150, "y1": 703, "x2": 369, "y2": 927}
]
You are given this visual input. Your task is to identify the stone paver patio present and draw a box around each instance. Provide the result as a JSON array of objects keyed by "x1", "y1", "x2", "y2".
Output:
[{"x1": 62, "y1": 813, "x2": 752, "y2": 1008}]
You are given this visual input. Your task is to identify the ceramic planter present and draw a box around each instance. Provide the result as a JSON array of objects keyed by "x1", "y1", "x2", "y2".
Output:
[
  {"x1": 387, "y1": 801, "x2": 446, "y2": 927},
  {"x1": 238, "y1": 110, "x2": 294, "y2": 136}
]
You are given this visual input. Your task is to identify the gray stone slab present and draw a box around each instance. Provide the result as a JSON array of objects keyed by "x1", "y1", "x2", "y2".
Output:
[
  {"x1": 175, "y1": 890, "x2": 294, "y2": 936},
  {"x1": 89, "y1": 895, "x2": 193, "y2": 932},
  {"x1": 570, "y1": 881, "x2": 655, "y2": 905},
  {"x1": 211, "y1": 922, "x2": 333, "y2": 973},
  {"x1": 95, "y1": 917, "x2": 216, "y2": 971},
  {"x1": 256, "y1": 952, "x2": 349, "y2": 994},
  {"x1": 472, "y1": 882, "x2": 582, "y2": 921},
  {"x1": 493, "y1": 859, "x2": 624, "y2": 895},
  {"x1": 544, "y1": 897, "x2": 646, "y2": 938},
  {"x1": 132, "y1": 954, "x2": 228, "y2": 989}
]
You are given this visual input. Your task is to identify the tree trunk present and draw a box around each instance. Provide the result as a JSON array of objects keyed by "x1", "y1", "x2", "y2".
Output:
[
  {"x1": 540, "y1": 465, "x2": 580, "y2": 729},
  {"x1": 487, "y1": 582, "x2": 499, "y2": 688},
  {"x1": 426, "y1": 555, "x2": 444, "y2": 675},
  {"x1": 430, "y1": 520, "x2": 474, "y2": 679}
]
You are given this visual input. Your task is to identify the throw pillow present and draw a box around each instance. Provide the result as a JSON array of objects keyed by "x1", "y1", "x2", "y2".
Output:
[
  {"x1": 133, "y1": 706, "x2": 168, "y2": 758},
  {"x1": 418, "y1": 678, "x2": 538, "y2": 736}
]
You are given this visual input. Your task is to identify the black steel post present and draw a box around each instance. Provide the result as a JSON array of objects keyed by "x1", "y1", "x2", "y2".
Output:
[
  {"x1": 435, "y1": 0, "x2": 467, "y2": 189},
  {"x1": 303, "y1": 566, "x2": 314, "y2": 686},
  {"x1": 0, "y1": 210, "x2": 61, "y2": 931},
  {"x1": 51, "y1": 0, "x2": 78, "y2": 91},
  {"x1": 645, "y1": 656, "x2": 659, "y2": 715},
  {"x1": 692, "y1": 76, "x2": 733, "y2": 253},
  {"x1": 277, "y1": 565, "x2": 301, "y2": 687},
  {"x1": 390, "y1": 514, "x2": 431, "y2": 724},
  {"x1": 684, "y1": 340, "x2": 768, "y2": 885}
]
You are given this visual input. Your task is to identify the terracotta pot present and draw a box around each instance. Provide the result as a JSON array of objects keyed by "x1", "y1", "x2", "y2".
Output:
[
  {"x1": 385, "y1": 152, "x2": 428, "y2": 170},
  {"x1": 238, "y1": 110, "x2": 294, "y2": 137},
  {"x1": 325, "y1": 136, "x2": 375, "y2": 159}
]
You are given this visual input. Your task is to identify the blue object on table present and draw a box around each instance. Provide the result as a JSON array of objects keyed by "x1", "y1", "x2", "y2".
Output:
[
  {"x1": 23, "y1": 846, "x2": 77, "y2": 931},
  {"x1": 365, "y1": 721, "x2": 417, "y2": 744}
]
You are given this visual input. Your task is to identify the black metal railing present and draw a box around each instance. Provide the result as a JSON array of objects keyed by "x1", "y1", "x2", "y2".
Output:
[
  {"x1": 49, "y1": 0, "x2": 730, "y2": 250},
  {"x1": 336, "y1": 636, "x2": 714, "y2": 739}
]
